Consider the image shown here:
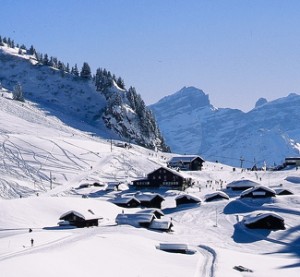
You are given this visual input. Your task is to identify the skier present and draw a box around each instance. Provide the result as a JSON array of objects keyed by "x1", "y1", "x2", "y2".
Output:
[{"x1": 31, "y1": 238, "x2": 34, "y2": 247}]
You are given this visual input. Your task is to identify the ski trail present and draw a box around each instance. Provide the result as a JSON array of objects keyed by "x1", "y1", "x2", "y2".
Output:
[{"x1": 195, "y1": 245, "x2": 217, "y2": 277}]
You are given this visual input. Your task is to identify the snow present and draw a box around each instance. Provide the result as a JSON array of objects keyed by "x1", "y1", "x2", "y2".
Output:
[{"x1": 1, "y1": 57, "x2": 300, "y2": 276}]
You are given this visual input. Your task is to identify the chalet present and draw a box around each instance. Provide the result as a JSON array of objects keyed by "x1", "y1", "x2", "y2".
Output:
[
  {"x1": 135, "y1": 192, "x2": 165, "y2": 209},
  {"x1": 275, "y1": 188, "x2": 294, "y2": 196},
  {"x1": 115, "y1": 213, "x2": 156, "y2": 228},
  {"x1": 115, "y1": 212, "x2": 173, "y2": 232},
  {"x1": 175, "y1": 194, "x2": 201, "y2": 206},
  {"x1": 136, "y1": 208, "x2": 165, "y2": 219},
  {"x1": 240, "y1": 185, "x2": 276, "y2": 199},
  {"x1": 132, "y1": 167, "x2": 192, "y2": 190},
  {"x1": 284, "y1": 157, "x2": 300, "y2": 166},
  {"x1": 226, "y1": 179, "x2": 259, "y2": 191},
  {"x1": 149, "y1": 219, "x2": 173, "y2": 232},
  {"x1": 167, "y1": 155, "x2": 204, "y2": 171},
  {"x1": 243, "y1": 212, "x2": 285, "y2": 230},
  {"x1": 204, "y1": 191, "x2": 229, "y2": 202},
  {"x1": 58, "y1": 210, "x2": 102, "y2": 228},
  {"x1": 111, "y1": 196, "x2": 141, "y2": 208}
]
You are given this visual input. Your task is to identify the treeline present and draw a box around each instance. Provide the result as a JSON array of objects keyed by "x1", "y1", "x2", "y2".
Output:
[{"x1": 0, "y1": 35, "x2": 125, "y2": 87}]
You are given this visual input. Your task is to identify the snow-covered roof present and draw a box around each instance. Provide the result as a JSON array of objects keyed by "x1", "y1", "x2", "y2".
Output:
[
  {"x1": 243, "y1": 211, "x2": 284, "y2": 225},
  {"x1": 175, "y1": 194, "x2": 202, "y2": 202},
  {"x1": 115, "y1": 213, "x2": 155, "y2": 227},
  {"x1": 168, "y1": 155, "x2": 204, "y2": 163},
  {"x1": 135, "y1": 192, "x2": 164, "y2": 202},
  {"x1": 136, "y1": 208, "x2": 165, "y2": 217},
  {"x1": 149, "y1": 218, "x2": 172, "y2": 230},
  {"x1": 226, "y1": 179, "x2": 259, "y2": 189},
  {"x1": 205, "y1": 191, "x2": 229, "y2": 201},
  {"x1": 147, "y1": 166, "x2": 186, "y2": 178},
  {"x1": 240, "y1": 185, "x2": 276, "y2": 196},
  {"x1": 59, "y1": 209, "x2": 102, "y2": 221},
  {"x1": 111, "y1": 196, "x2": 140, "y2": 204}
]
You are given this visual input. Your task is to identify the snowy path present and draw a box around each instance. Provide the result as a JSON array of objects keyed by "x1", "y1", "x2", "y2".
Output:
[{"x1": 195, "y1": 245, "x2": 217, "y2": 277}]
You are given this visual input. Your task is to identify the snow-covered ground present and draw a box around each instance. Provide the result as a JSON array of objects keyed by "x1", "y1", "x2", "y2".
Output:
[{"x1": 1, "y1": 88, "x2": 300, "y2": 276}]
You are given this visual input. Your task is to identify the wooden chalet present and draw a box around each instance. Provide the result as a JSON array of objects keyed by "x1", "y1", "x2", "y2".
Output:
[
  {"x1": 275, "y1": 188, "x2": 294, "y2": 196},
  {"x1": 240, "y1": 185, "x2": 276, "y2": 199},
  {"x1": 175, "y1": 194, "x2": 201, "y2": 206},
  {"x1": 284, "y1": 157, "x2": 300, "y2": 166},
  {"x1": 136, "y1": 208, "x2": 165, "y2": 219},
  {"x1": 204, "y1": 191, "x2": 229, "y2": 202},
  {"x1": 111, "y1": 196, "x2": 141, "y2": 208},
  {"x1": 243, "y1": 212, "x2": 285, "y2": 230},
  {"x1": 115, "y1": 213, "x2": 156, "y2": 228},
  {"x1": 59, "y1": 210, "x2": 102, "y2": 228},
  {"x1": 132, "y1": 167, "x2": 192, "y2": 190},
  {"x1": 167, "y1": 155, "x2": 204, "y2": 171},
  {"x1": 135, "y1": 192, "x2": 165, "y2": 209}
]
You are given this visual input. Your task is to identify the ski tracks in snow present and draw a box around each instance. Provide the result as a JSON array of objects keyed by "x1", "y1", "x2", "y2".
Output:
[{"x1": 195, "y1": 245, "x2": 217, "y2": 277}]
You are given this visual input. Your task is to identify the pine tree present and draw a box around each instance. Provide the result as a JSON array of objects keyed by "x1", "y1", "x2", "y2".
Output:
[
  {"x1": 117, "y1": 77, "x2": 125, "y2": 89},
  {"x1": 80, "y1": 62, "x2": 92, "y2": 79},
  {"x1": 12, "y1": 83, "x2": 24, "y2": 102},
  {"x1": 0, "y1": 36, "x2": 3, "y2": 46}
]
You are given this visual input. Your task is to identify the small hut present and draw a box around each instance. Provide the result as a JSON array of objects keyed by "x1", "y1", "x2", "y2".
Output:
[
  {"x1": 135, "y1": 192, "x2": 165, "y2": 209},
  {"x1": 149, "y1": 218, "x2": 173, "y2": 232},
  {"x1": 240, "y1": 185, "x2": 276, "y2": 199},
  {"x1": 136, "y1": 208, "x2": 165, "y2": 219},
  {"x1": 243, "y1": 212, "x2": 285, "y2": 230},
  {"x1": 111, "y1": 196, "x2": 141, "y2": 208},
  {"x1": 275, "y1": 188, "x2": 294, "y2": 196},
  {"x1": 205, "y1": 191, "x2": 229, "y2": 202},
  {"x1": 59, "y1": 210, "x2": 102, "y2": 228},
  {"x1": 175, "y1": 194, "x2": 201, "y2": 206},
  {"x1": 115, "y1": 213, "x2": 155, "y2": 228}
]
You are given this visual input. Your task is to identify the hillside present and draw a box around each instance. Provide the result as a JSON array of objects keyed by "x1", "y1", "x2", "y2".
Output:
[
  {"x1": 150, "y1": 86, "x2": 300, "y2": 168},
  {"x1": 0, "y1": 42, "x2": 168, "y2": 151}
]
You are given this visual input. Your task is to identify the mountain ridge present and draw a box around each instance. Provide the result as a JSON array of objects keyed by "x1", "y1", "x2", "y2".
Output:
[{"x1": 150, "y1": 86, "x2": 300, "y2": 168}]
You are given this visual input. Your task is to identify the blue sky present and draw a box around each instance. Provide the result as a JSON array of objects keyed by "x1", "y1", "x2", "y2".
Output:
[{"x1": 1, "y1": 0, "x2": 300, "y2": 111}]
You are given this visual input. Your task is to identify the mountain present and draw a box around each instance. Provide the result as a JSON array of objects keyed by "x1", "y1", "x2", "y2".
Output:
[
  {"x1": 150, "y1": 86, "x2": 300, "y2": 168},
  {"x1": 0, "y1": 42, "x2": 169, "y2": 152}
]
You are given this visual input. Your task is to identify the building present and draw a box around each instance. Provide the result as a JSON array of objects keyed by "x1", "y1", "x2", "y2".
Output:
[
  {"x1": 204, "y1": 191, "x2": 229, "y2": 202},
  {"x1": 175, "y1": 194, "x2": 201, "y2": 206},
  {"x1": 132, "y1": 167, "x2": 192, "y2": 190},
  {"x1": 135, "y1": 192, "x2": 165, "y2": 209},
  {"x1": 167, "y1": 155, "x2": 204, "y2": 171},
  {"x1": 243, "y1": 212, "x2": 285, "y2": 230},
  {"x1": 285, "y1": 157, "x2": 300, "y2": 166},
  {"x1": 240, "y1": 185, "x2": 276, "y2": 199},
  {"x1": 111, "y1": 196, "x2": 141, "y2": 208},
  {"x1": 58, "y1": 210, "x2": 102, "y2": 228}
]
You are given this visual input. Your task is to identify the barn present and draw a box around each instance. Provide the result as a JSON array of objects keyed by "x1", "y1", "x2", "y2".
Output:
[
  {"x1": 175, "y1": 194, "x2": 201, "y2": 206},
  {"x1": 204, "y1": 191, "x2": 229, "y2": 202},
  {"x1": 226, "y1": 179, "x2": 259, "y2": 191},
  {"x1": 167, "y1": 155, "x2": 204, "y2": 171},
  {"x1": 243, "y1": 212, "x2": 285, "y2": 230},
  {"x1": 59, "y1": 210, "x2": 102, "y2": 228},
  {"x1": 240, "y1": 185, "x2": 276, "y2": 199},
  {"x1": 132, "y1": 166, "x2": 192, "y2": 190}
]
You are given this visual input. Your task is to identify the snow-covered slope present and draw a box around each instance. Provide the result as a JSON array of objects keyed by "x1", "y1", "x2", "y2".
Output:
[
  {"x1": 150, "y1": 87, "x2": 300, "y2": 168},
  {"x1": 0, "y1": 43, "x2": 168, "y2": 151},
  {"x1": 1, "y1": 81, "x2": 300, "y2": 277}
]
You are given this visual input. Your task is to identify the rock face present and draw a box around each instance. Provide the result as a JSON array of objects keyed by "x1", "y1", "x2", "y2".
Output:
[{"x1": 150, "y1": 87, "x2": 300, "y2": 168}]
